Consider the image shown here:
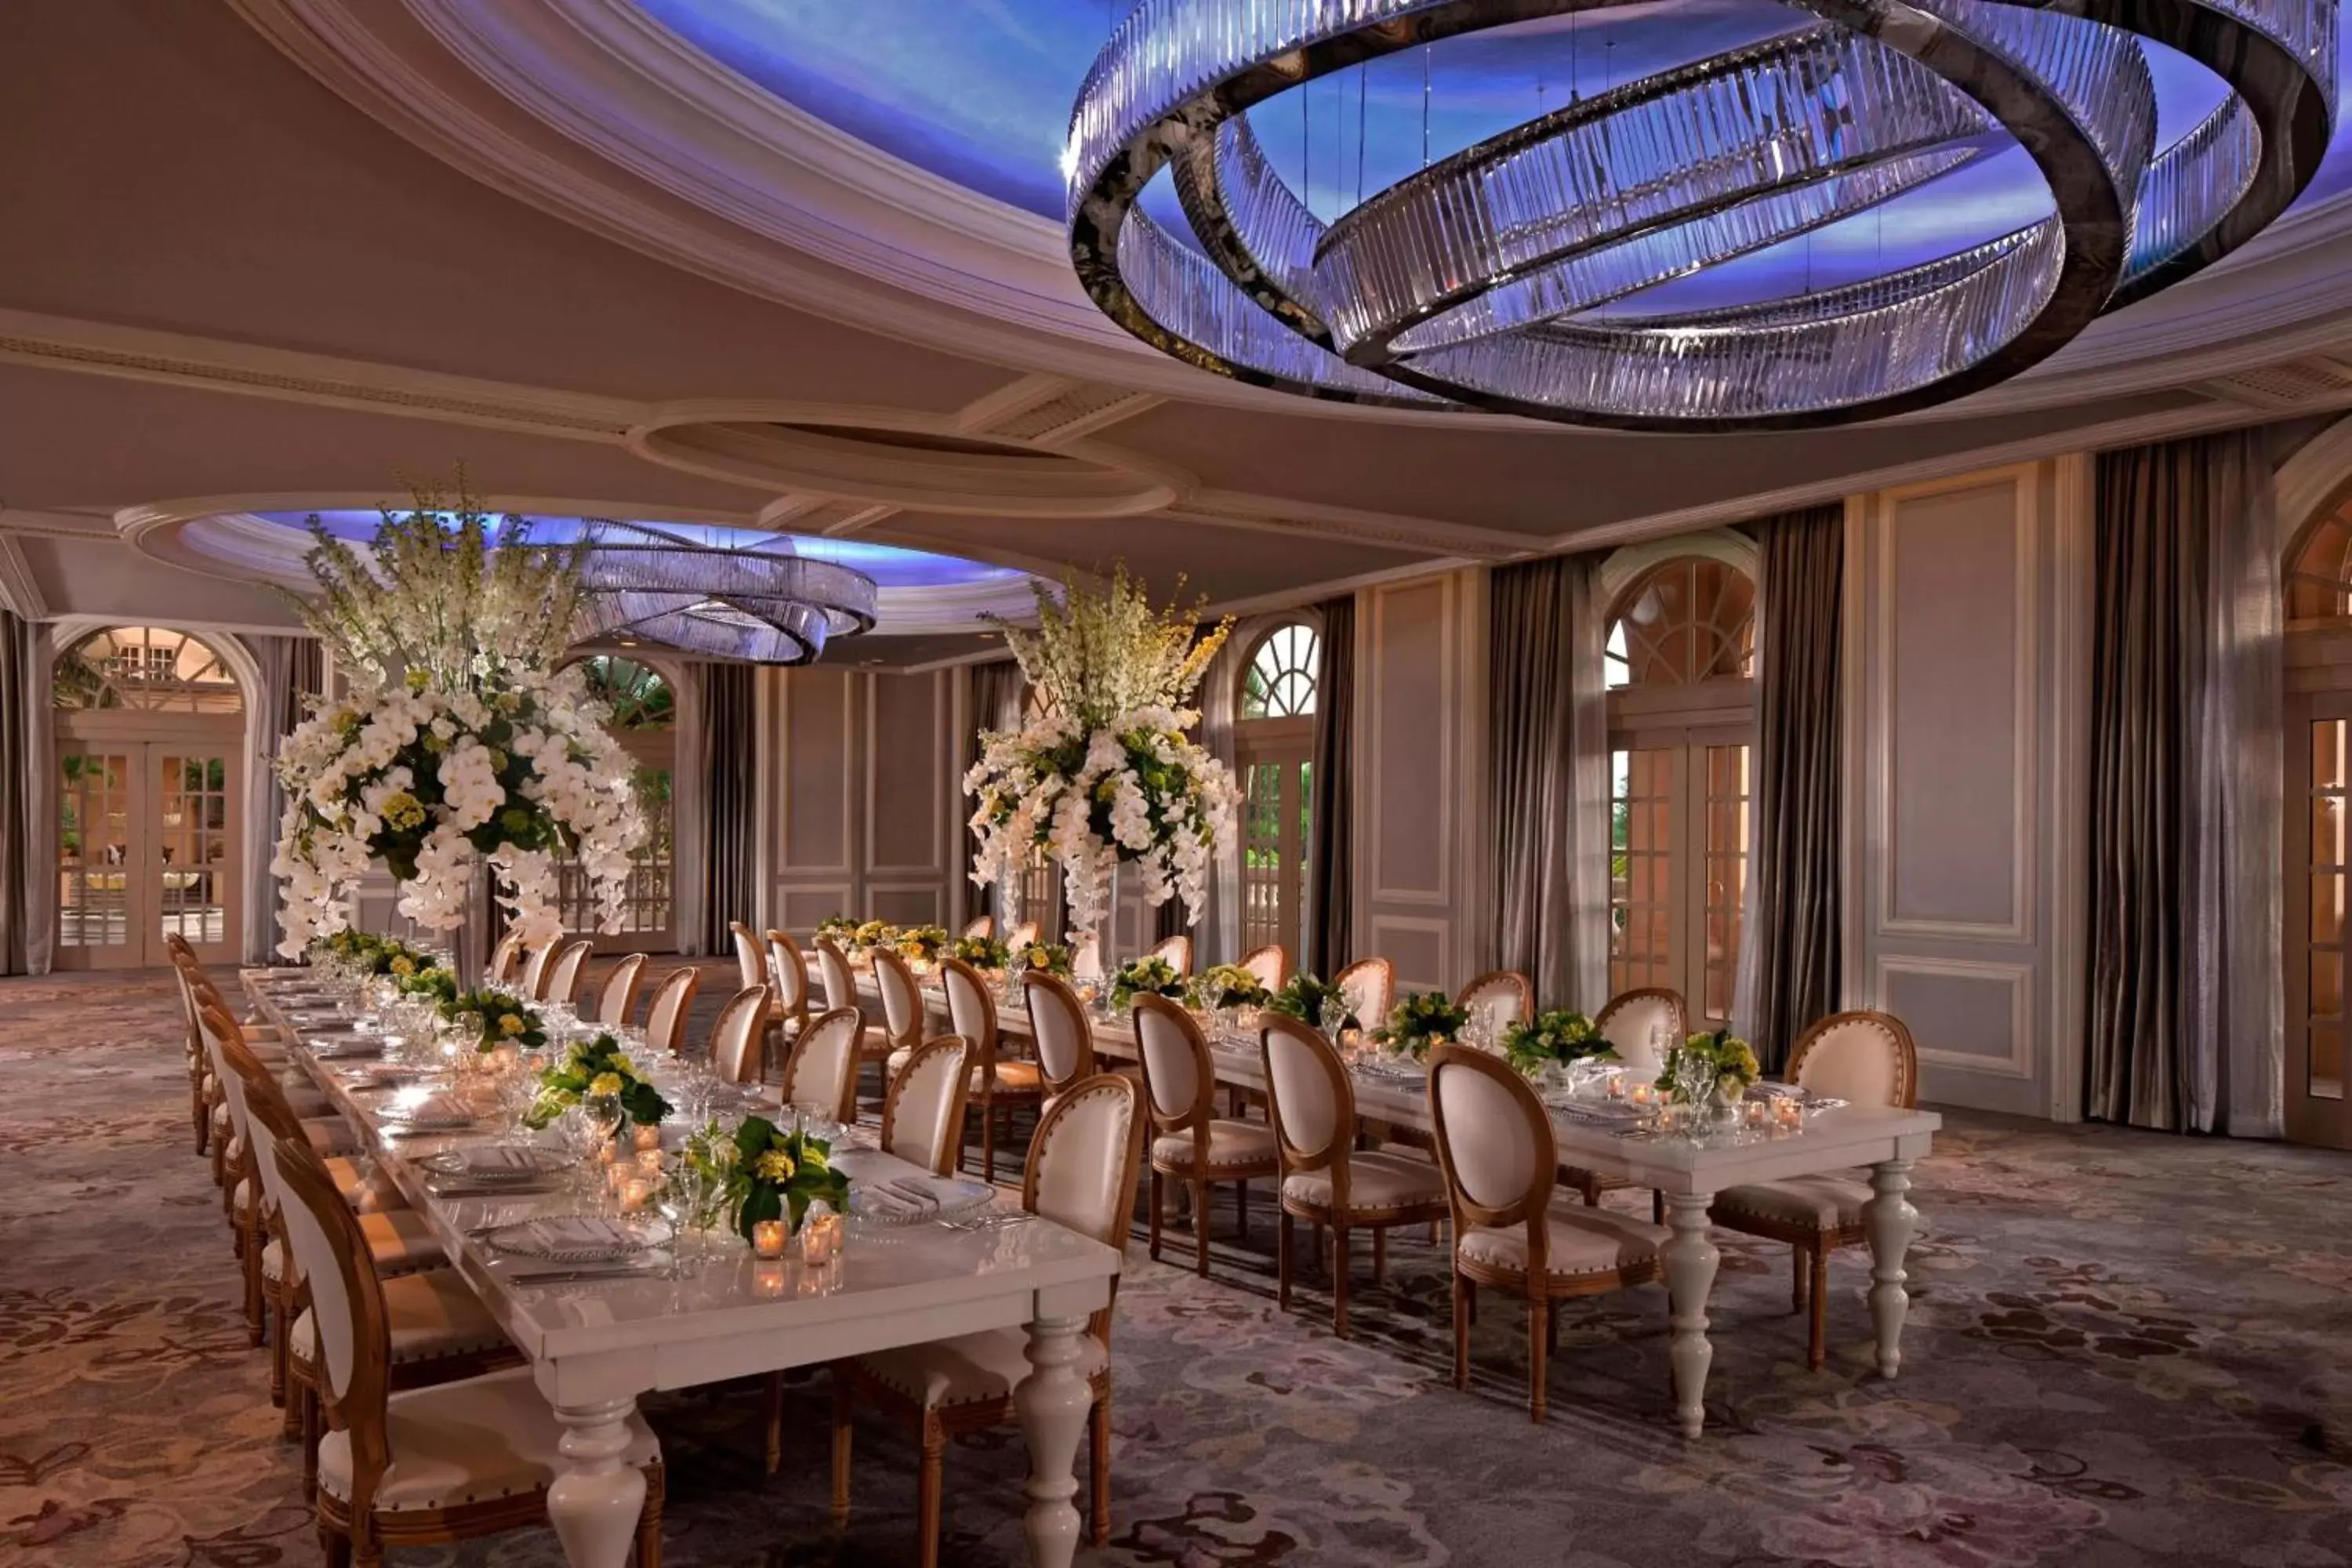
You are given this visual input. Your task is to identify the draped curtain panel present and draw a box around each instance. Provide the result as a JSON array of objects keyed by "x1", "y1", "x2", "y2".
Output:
[
  {"x1": 2088, "y1": 432, "x2": 2284, "y2": 1134},
  {"x1": 1486, "y1": 555, "x2": 1610, "y2": 1007},
  {"x1": 241, "y1": 634, "x2": 324, "y2": 963},
  {"x1": 1192, "y1": 633, "x2": 1243, "y2": 967},
  {"x1": 699, "y1": 661, "x2": 757, "y2": 954},
  {"x1": 964, "y1": 659, "x2": 1024, "y2": 927},
  {"x1": 0, "y1": 609, "x2": 49, "y2": 976},
  {"x1": 669, "y1": 663, "x2": 710, "y2": 955},
  {"x1": 1307, "y1": 593, "x2": 1356, "y2": 976},
  {"x1": 1741, "y1": 502, "x2": 1846, "y2": 1073}
]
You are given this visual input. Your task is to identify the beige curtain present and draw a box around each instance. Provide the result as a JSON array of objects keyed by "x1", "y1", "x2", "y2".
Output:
[
  {"x1": 1486, "y1": 555, "x2": 1610, "y2": 1007},
  {"x1": 0, "y1": 609, "x2": 49, "y2": 975},
  {"x1": 1307, "y1": 593, "x2": 1356, "y2": 975},
  {"x1": 698, "y1": 662, "x2": 757, "y2": 953},
  {"x1": 1738, "y1": 503, "x2": 1846, "y2": 1072},
  {"x1": 2088, "y1": 432, "x2": 2283, "y2": 1134}
]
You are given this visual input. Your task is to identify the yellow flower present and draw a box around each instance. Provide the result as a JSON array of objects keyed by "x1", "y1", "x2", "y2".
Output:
[
  {"x1": 389, "y1": 956, "x2": 416, "y2": 978},
  {"x1": 499, "y1": 1013, "x2": 526, "y2": 1036},
  {"x1": 588, "y1": 1072, "x2": 623, "y2": 1098},
  {"x1": 755, "y1": 1149, "x2": 797, "y2": 1183},
  {"x1": 797, "y1": 1144, "x2": 830, "y2": 1174},
  {"x1": 405, "y1": 669, "x2": 431, "y2": 692},
  {"x1": 381, "y1": 791, "x2": 426, "y2": 831}
]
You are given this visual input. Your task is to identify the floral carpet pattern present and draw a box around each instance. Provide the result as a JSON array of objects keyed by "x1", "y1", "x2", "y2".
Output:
[{"x1": 5, "y1": 968, "x2": 2352, "y2": 1567}]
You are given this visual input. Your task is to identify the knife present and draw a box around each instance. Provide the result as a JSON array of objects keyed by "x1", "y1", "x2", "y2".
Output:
[{"x1": 506, "y1": 1265, "x2": 659, "y2": 1287}]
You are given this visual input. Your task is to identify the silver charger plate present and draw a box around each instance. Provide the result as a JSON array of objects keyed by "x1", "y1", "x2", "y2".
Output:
[
  {"x1": 848, "y1": 1174, "x2": 996, "y2": 1227},
  {"x1": 419, "y1": 1144, "x2": 571, "y2": 1182},
  {"x1": 1353, "y1": 1054, "x2": 1428, "y2": 1083},
  {"x1": 482, "y1": 1214, "x2": 673, "y2": 1264}
]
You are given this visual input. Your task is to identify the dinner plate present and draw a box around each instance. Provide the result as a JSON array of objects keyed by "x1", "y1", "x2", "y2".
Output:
[
  {"x1": 481, "y1": 1214, "x2": 672, "y2": 1263},
  {"x1": 419, "y1": 1143, "x2": 571, "y2": 1182},
  {"x1": 376, "y1": 1092, "x2": 483, "y2": 1131},
  {"x1": 848, "y1": 1174, "x2": 996, "y2": 1226},
  {"x1": 1353, "y1": 1054, "x2": 1428, "y2": 1083}
]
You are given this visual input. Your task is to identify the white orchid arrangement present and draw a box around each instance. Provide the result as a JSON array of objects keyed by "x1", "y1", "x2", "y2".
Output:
[
  {"x1": 270, "y1": 488, "x2": 648, "y2": 956},
  {"x1": 966, "y1": 567, "x2": 1238, "y2": 932}
]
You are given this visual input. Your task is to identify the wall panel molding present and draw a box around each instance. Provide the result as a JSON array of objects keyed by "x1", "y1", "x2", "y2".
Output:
[{"x1": 1876, "y1": 955, "x2": 2037, "y2": 1081}]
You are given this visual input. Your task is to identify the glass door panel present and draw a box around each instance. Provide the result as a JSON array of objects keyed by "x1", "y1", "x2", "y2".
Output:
[
  {"x1": 157, "y1": 751, "x2": 233, "y2": 950},
  {"x1": 1237, "y1": 751, "x2": 1312, "y2": 964},
  {"x1": 1610, "y1": 747, "x2": 1676, "y2": 996},
  {"x1": 54, "y1": 739, "x2": 238, "y2": 968},
  {"x1": 56, "y1": 750, "x2": 134, "y2": 960},
  {"x1": 2290, "y1": 701, "x2": 2352, "y2": 1145}
]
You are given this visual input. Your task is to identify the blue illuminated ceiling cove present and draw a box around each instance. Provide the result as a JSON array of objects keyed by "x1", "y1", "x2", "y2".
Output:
[{"x1": 635, "y1": 0, "x2": 2352, "y2": 313}]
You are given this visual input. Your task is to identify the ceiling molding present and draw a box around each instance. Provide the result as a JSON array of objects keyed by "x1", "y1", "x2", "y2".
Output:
[
  {"x1": 0, "y1": 507, "x2": 117, "y2": 542},
  {"x1": 0, "y1": 533, "x2": 49, "y2": 620},
  {"x1": 1172, "y1": 489, "x2": 1535, "y2": 562}
]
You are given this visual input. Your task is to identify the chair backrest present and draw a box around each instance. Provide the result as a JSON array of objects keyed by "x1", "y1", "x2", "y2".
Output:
[
  {"x1": 1333, "y1": 956, "x2": 1395, "y2": 1029},
  {"x1": 881, "y1": 1035, "x2": 971, "y2": 1174},
  {"x1": 520, "y1": 939, "x2": 560, "y2": 1002},
  {"x1": 872, "y1": 947, "x2": 926, "y2": 1049},
  {"x1": 961, "y1": 913, "x2": 995, "y2": 940},
  {"x1": 815, "y1": 938, "x2": 859, "y2": 1013},
  {"x1": 778, "y1": 1007, "x2": 864, "y2": 1124},
  {"x1": 709, "y1": 984, "x2": 773, "y2": 1084},
  {"x1": 1427, "y1": 1044, "x2": 1555, "y2": 1236},
  {"x1": 271, "y1": 1137, "x2": 394, "y2": 1505},
  {"x1": 643, "y1": 966, "x2": 702, "y2": 1055},
  {"x1": 1130, "y1": 993, "x2": 1213, "y2": 1133},
  {"x1": 728, "y1": 921, "x2": 766, "y2": 991},
  {"x1": 196, "y1": 1004, "x2": 257, "y2": 1163},
  {"x1": 488, "y1": 929, "x2": 526, "y2": 987},
  {"x1": 1594, "y1": 988, "x2": 1687, "y2": 1076},
  {"x1": 1024, "y1": 1073, "x2": 1146, "y2": 1257},
  {"x1": 1788, "y1": 1010, "x2": 1919, "y2": 1109},
  {"x1": 1146, "y1": 933, "x2": 1193, "y2": 976},
  {"x1": 940, "y1": 957, "x2": 999, "y2": 1074},
  {"x1": 1260, "y1": 1013, "x2": 1355, "y2": 1187},
  {"x1": 595, "y1": 952, "x2": 648, "y2": 1029},
  {"x1": 167, "y1": 947, "x2": 208, "y2": 1060},
  {"x1": 1455, "y1": 970, "x2": 1534, "y2": 1032},
  {"x1": 765, "y1": 929, "x2": 809, "y2": 1014},
  {"x1": 212, "y1": 1006, "x2": 325, "y2": 1238},
  {"x1": 546, "y1": 938, "x2": 593, "y2": 1007},
  {"x1": 1022, "y1": 971, "x2": 1096, "y2": 1095},
  {"x1": 1240, "y1": 944, "x2": 1290, "y2": 989},
  {"x1": 1005, "y1": 919, "x2": 1040, "y2": 952}
]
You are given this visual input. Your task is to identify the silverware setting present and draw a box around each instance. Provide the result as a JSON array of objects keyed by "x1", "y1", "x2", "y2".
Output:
[
  {"x1": 506, "y1": 1264, "x2": 661, "y2": 1287},
  {"x1": 941, "y1": 1212, "x2": 1031, "y2": 1232}
]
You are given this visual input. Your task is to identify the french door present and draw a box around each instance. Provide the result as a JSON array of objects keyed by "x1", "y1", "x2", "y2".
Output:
[
  {"x1": 1609, "y1": 732, "x2": 1751, "y2": 1030},
  {"x1": 55, "y1": 738, "x2": 240, "y2": 969},
  {"x1": 2288, "y1": 691, "x2": 2352, "y2": 1147},
  {"x1": 1238, "y1": 746, "x2": 1313, "y2": 962}
]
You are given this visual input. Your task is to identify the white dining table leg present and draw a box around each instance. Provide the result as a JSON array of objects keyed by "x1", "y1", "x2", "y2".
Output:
[
  {"x1": 548, "y1": 1396, "x2": 648, "y2": 1568},
  {"x1": 1017, "y1": 1312, "x2": 1094, "y2": 1568},
  {"x1": 1864, "y1": 1156, "x2": 1918, "y2": 1378},
  {"x1": 1661, "y1": 1192, "x2": 1719, "y2": 1440}
]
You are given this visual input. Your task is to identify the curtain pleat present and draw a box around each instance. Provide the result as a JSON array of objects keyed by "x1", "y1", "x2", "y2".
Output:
[
  {"x1": 1307, "y1": 594, "x2": 1355, "y2": 976},
  {"x1": 1742, "y1": 503, "x2": 1846, "y2": 1072},
  {"x1": 699, "y1": 662, "x2": 757, "y2": 953},
  {"x1": 0, "y1": 609, "x2": 48, "y2": 975},
  {"x1": 2088, "y1": 433, "x2": 2283, "y2": 1134}
]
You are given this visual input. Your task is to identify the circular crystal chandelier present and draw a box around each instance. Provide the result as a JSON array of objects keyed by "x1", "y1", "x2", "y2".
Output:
[
  {"x1": 572, "y1": 521, "x2": 879, "y2": 664},
  {"x1": 1065, "y1": 0, "x2": 2339, "y2": 430}
]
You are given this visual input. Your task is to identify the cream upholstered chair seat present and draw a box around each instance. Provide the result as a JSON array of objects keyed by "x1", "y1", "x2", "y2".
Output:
[
  {"x1": 895, "y1": 1044, "x2": 1046, "y2": 1098},
  {"x1": 854, "y1": 1327, "x2": 1110, "y2": 1410},
  {"x1": 1151, "y1": 1119, "x2": 1277, "y2": 1172},
  {"x1": 292, "y1": 1269, "x2": 510, "y2": 1370},
  {"x1": 1712, "y1": 1174, "x2": 1870, "y2": 1229},
  {"x1": 263, "y1": 1208, "x2": 445, "y2": 1287},
  {"x1": 318, "y1": 1366, "x2": 659, "y2": 1513},
  {"x1": 1279, "y1": 1148, "x2": 1445, "y2": 1214},
  {"x1": 1457, "y1": 1205, "x2": 1667, "y2": 1280},
  {"x1": 323, "y1": 1155, "x2": 406, "y2": 1213}
]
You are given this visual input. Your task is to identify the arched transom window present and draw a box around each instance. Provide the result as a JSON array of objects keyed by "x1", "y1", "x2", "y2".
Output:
[
  {"x1": 1605, "y1": 557, "x2": 1756, "y2": 691},
  {"x1": 2288, "y1": 504, "x2": 2352, "y2": 622},
  {"x1": 577, "y1": 655, "x2": 676, "y2": 730},
  {"x1": 1240, "y1": 622, "x2": 1320, "y2": 719},
  {"x1": 54, "y1": 626, "x2": 244, "y2": 715}
]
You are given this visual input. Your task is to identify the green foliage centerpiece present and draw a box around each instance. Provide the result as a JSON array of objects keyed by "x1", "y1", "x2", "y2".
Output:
[
  {"x1": 1196, "y1": 963, "x2": 1271, "y2": 1012},
  {"x1": 1374, "y1": 991, "x2": 1470, "y2": 1061},
  {"x1": 524, "y1": 1032, "x2": 672, "y2": 1133},
  {"x1": 441, "y1": 986, "x2": 549, "y2": 1054},
  {"x1": 1658, "y1": 1029, "x2": 1761, "y2": 1105},
  {"x1": 695, "y1": 1116, "x2": 850, "y2": 1241},
  {"x1": 895, "y1": 924, "x2": 952, "y2": 965},
  {"x1": 952, "y1": 933, "x2": 1012, "y2": 971},
  {"x1": 1109, "y1": 954, "x2": 1186, "y2": 1011},
  {"x1": 1501, "y1": 1009, "x2": 1617, "y2": 1078}
]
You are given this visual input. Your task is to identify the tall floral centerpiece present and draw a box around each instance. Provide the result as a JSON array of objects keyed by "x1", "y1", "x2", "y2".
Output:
[
  {"x1": 965, "y1": 567, "x2": 1239, "y2": 935},
  {"x1": 269, "y1": 488, "x2": 649, "y2": 957}
]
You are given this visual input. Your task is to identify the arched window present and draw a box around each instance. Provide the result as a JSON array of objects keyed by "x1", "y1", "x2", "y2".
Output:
[
  {"x1": 54, "y1": 626, "x2": 244, "y2": 715},
  {"x1": 1234, "y1": 620, "x2": 1321, "y2": 962},
  {"x1": 577, "y1": 655, "x2": 676, "y2": 730},
  {"x1": 1602, "y1": 554, "x2": 1758, "y2": 1029},
  {"x1": 2284, "y1": 496, "x2": 2352, "y2": 1137},
  {"x1": 554, "y1": 655, "x2": 678, "y2": 949}
]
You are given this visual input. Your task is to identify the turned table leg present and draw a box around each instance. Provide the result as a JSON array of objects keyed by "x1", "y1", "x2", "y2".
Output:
[
  {"x1": 1018, "y1": 1313, "x2": 1094, "y2": 1568},
  {"x1": 1865, "y1": 1157, "x2": 1918, "y2": 1379},
  {"x1": 1661, "y1": 1192, "x2": 1719, "y2": 1440},
  {"x1": 548, "y1": 1396, "x2": 648, "y2": 1568}
]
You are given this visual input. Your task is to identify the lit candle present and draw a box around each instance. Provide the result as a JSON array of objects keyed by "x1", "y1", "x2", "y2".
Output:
[
  {"x1": 1605, "y1": 1074, "x2": 1628, "y2": 1101},
  {"x1": 1744, "y1": 1100, "x2": 1769, "y2": 1129},
  {"x1": 634, "y1": 1149, "x2": 664, "y2": 1178},
  {"x1": 753, "y1": 1260, "x2": 788, "y2": 1298},
  {"x1": 1775, "y1": 1097, "x2": 1805, "y2": 1130},
  {"x1": 597, "y1": 1138, "x2": 619, "y2": 1166},
  {"x1": 1629, "y1": 1081, "x2": 1655, "y2": 1107},
  {"x1": 800, "y1": 1200, "x2": 841, "y2": 1265},
  {"x1": 632, "y1": 1124, "x2": 662, "y2": 1153},
  {"x1": 752, "y1": 1219, "x2": 789, "y2": 1259},
  {"x1": 606, "y1": 1163, "x2": 633, "y2": 1196},
  {"x1": 619, "y1": 1178, "x2": 655, "y2": 1214}
]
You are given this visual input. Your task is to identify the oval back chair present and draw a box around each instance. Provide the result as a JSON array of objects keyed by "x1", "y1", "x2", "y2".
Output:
[
  {"x1": 880, "y1": 1036, "x2": 971, "y2": 1176},
  {"x1": 1594, "y1": 988, "x2": 1688, "y2": 1076},
  {"x1": 1332, "y1": 956, "x2": 1396, "y2": 1032},
  {"x1": 708, "y1": 984, "x2": 773, "y2": 1085},
  {"x1": 642, "y1": 967, "x2": 702, "y2": 1057},
  {"x1": 777, "y1": 1007, "x2": 866, "y2": 1127},
  {"x1": 1133, "y1": 995, "x2": 1278, "y2": 1277},
  {"x1": 593, "y1": 953, "x2": 648, "y2": 1029},
  {"x1": 1021, "y1": 971, "x2": 1098, "y2": 1101}
]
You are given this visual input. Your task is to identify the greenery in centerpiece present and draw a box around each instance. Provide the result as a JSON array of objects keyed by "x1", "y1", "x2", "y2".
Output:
[
  {"x1": 687, "y1": 1115, "x2": 850, "y2": 1240},
  {"x1": 1657, "y1": 1029, "x2": 1761, "y2": 1104},
  {"x1": 440, "y1": 985, "x2": 549, "y2": 1053},
  {"x1": 895, "y1": 924, "x2": 951, "y2": 964},
  {"x1": 524, "y1": 1031, "x2": 670, "y2": 1131},
  {"x1": 952, "y1": 933, "x2": 1012, "y2": 971},
  {"x1": 1196, "y1": 963, "x2": 1271, "y2": 1011},
  {"x1": 815, "y1": 913, "x2": 857, "y2": 946},
  {"x1": 848, "y1": 919, "x2": 898, "y2": 956},
  {"x1": 312, "y1": 929, "x2": 443, "y2": 980},
  {"x1": 1267, "y1": 971, "x2": 1352, "y2": 1030},
  {"x1": 402, "y1": 967, "x2": 459, "y2": 1008},
  {"x1": 1374, "y1": 991, "x2": 1470, "y2": 1060},
  {"x1": 1014, "y1": 941, "x2": 1074, "y2": 978},
  {"x1": 1109, "y1": 954, "x2": 1186, "y2": 1011},
  {"x1": 1501, "y1": 1009, "x2": 1616, "y2": 1077}
]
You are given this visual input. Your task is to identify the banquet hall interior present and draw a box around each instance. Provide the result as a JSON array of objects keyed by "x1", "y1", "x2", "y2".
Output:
[{"x1": 4, "y1": 3, "x2": 2352, "y2": 1566}]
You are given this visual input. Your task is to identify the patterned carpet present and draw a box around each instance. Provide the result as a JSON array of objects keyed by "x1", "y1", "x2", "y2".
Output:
[{"x1": 6, "y1": 968, "x2": 2352, "y2": 1568}]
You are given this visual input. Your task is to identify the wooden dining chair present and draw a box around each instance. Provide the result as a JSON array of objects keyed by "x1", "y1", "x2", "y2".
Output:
[
  {"x1": 641, "y1": 967, "x2": 702, "y2": 1056},
  {"x1": 1021, "y1": 971, "x2": 1098, "y2": 1102},
  {"x1": 1711, "y1": 1010, "x2": 1920, "y2": 1370},
  {"x1": 879, "y1": 1036, "x2": 972, "y2": 1176},
  {"x1": 593, "y1": 953, "x2": 648, "y2": 1029},
  {"x1": 543, "y1": 938, "x2": 593, "y2": 1009},
  {"x1": 1133, "y1": 994, "x2": 1279, "y2": 1276},
  {"x1": 873, "y1": 947, "x2": 931, "y2": 1076},
  {"x1": 487, "y1": 929, "x2": 527, "y2": 988},
  {"x1": 1004, "y1": 919, "x2": 1041, "y2": 952},
  {"x1": 1239, "y1": 943, "x2": 1290, "y2": 989},
  {"x1": 764, "y1": 927, "x2": 811, "y2": 1032},
  {"x1": 1261, "y1": 1014, "x2": 1448, "y2": 1338},
  {"x1": 519, "y1": 939, "x2": 561, "y2": 1003},
  {"x1": 942, "y1": 956, "x2": 1044, "y2": 1182},
  {"x1": 728, "y1": 920, "x2": 768, "y2": 992},
  {"x1": 1426, "y1": 1044, "x2": 1668, "y2": 1422},
  {"x1": 1145, "y1": 932, "x2": 1193, "y2": 976},
  {"x1": 272, "y1": 1141, "x2": 665, "y2": 1568},
  {"x1": 1454, "y1": 969, "x2": 1535, "y2": 1034},
  {"x1": 832, "y1": 1073, "x2": 1146, "y2": 1566},
  {"x1": 1594, "y1": 987, "x2": 1687, "y2": 1077},
  {"x1": 960, "y1": 913, "x2": 995, "y2": 941},
  {"x1": 776, "y1": 1008, "x2": 866, "y2": 1127},
  {"x1": 708, "y1": 984, "x2": 775, "y2": 1085},
  {"x1": 1333, "y1": 956, "x2": 1396, "y2": 1031}
]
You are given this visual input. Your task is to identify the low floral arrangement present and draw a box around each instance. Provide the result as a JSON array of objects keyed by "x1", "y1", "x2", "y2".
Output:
[
  {"x1": 1658, "y1": 1029, "x2": 1761, "y2": 1104},
  {"x1": 1267, "y1": 972, "x2": 1352, "y2": 1031},
  {"x1": 524, "y1": 1032, "x2": 671, "y2": 1132},
  {"x1": 952, "y1": 934, "x2": 1012, "y2": 971},
  {"x1": 402, "y1": 967, "x2": 459, "y2": 1008},
  {"x1": 966, "y1": 567, "x2": 1238, "y2": 933},
  {"x1": 1196, "y1": 963, "x2": 1270, "y2": 1011},
  {"x1": 1015, "y1": 942, "x2": 1074, "y2": 978},
  {"x1": 1109, "y1": 954, "x2": 1186, "y2": 1011},
  {"x1": 895, "y1": 924, "x2": 951, "y2": 964},
  {"x1": 270, "y1": 488, "x2": 648, "y2": 956},
  {"x1": 311, "y1": 929, "x2": 443, "y2": 982},
  {"x1": 687, "y1": 1115, "x2": 850, "y2": 1240},
  {"x1": 1374, "y1": 991, "x2": 1469, "y2": 1061},
  {"x1": 439, "y1": 986, "x2": 548, "y2": 1053},
  {"x1": 815, "y1": 914, "x2": 857, "y2": 946},
  {"x1": 1501, "y1": 1009, "x2": 1616, "y2": 1077},
  {"x1": 848, "y1": 920, "x2": 898, "y2": 956}
]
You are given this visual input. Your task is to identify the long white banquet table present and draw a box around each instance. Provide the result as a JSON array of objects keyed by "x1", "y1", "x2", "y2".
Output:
[
  {"x1": 832, "y1": 964, "x2": 1940, "y2": 1440},
  {"x1": 244, "y1": 970, "x2": 1122, "y2": 1568}
]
